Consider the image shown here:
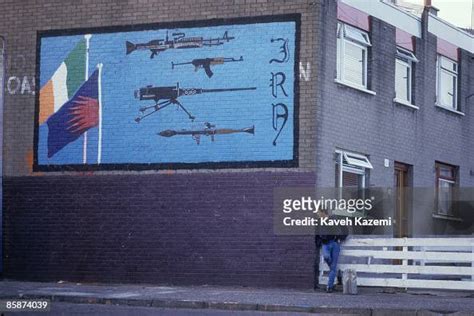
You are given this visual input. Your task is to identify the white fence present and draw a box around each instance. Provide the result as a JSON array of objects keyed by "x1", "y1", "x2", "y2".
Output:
[{"x1": 319, "y1": 237, "x2": 474, "y2": 291}]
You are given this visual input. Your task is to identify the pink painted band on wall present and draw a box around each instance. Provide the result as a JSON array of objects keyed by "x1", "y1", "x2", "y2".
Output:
[
  {"x1": 437, "y1": 38, "x2": 459, "y2": 61},
  {"x1": 337, "y1": 2, "x2": 370, "y2": 31},
  {"x1": 396, "y1": 28, "x2": 414, "y2": 51}
]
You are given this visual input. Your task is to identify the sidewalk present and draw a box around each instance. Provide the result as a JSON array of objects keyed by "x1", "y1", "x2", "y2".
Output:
[{"x1": 0, "y1": 280, "x2": 473, "y2": 315}]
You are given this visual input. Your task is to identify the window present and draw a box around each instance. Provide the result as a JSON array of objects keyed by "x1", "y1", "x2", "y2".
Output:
[
  {"x1": 395, "y1": 47, "x2": 418, "y2": 105},
  {"x1": 435, "y1": 163, "x2": 457, "y2": 217},
  {"x1": 337, "y1": 22, "x2": 371, "y2": 88},
  {"x1": 336, "y1": 150, "x2": 372, "y2": 200},
  {"x1": 436, "y1": 55, "x2": 458, "y2": 110}
]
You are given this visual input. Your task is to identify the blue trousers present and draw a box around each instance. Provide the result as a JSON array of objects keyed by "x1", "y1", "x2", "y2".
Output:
[{"x1": 322, "y1": 240, "x2": 341, "y2": 288}]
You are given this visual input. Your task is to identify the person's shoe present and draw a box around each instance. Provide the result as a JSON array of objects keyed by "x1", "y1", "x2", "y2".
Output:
[{"x1": 326, "y1": 286, "x2": 333, "y2": 293}]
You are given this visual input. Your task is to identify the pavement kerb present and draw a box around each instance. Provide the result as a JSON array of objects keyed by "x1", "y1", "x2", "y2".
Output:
[{"x1": 0, "y1": 293, "x2": 469, "y2": 315}]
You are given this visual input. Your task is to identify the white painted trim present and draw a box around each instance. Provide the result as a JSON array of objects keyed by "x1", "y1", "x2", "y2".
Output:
[
  {"x1": 343, "y1": 151, "x2": 373, "y2": 169},
  {"x1": 83, "y1": 34, "x2": 91, "y2": 165},
  {"x1": 395, "y1": 58, "x2": 412, "y2": 103},
  {"x1": 435, "y1": 103, "x2": 465, "y2": 116},
  {"x1": 336, "y1": 23, "x2": 370, "y2": 89},
  {"x1": 393, "y1": 98, "x2": 419, "y2": 110},
  {"x1": 436, "y1": 56, "x2": 459, "y2": 111},
  {"x1": 345, "y1": 237, "x2": 474, "y2": 247},
  {"x1": 319, "y1": 237, "x2": 474, "y2": 290},
  {"x1": 320, "y1": 263, "x2": 473, "y2": 276},
  {"x1": 334, "y1": 78, "x2": 376, "y2": 95},
  {"x1": 428, "y1": 13, "x2": 474, "y2": 53},
  {"x1": 396, "y1": 47, "x2": 418, "y2": 63},
  {"x1": 342, "y1": 249, "x2": 472, "y2": 262},
  {"x1": 97, "y1": 63, "x2": 103, "y2": 164},
  {"x1": 341, "y1": 0, "x2": 421, "y2": 37}
]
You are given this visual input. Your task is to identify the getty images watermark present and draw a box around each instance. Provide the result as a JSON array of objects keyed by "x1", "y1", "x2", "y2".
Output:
[
  {"x1": 273, "y1": 187, "x2": 395, "y2": 235},
  {"x1": 281, "y1": 195, "x2": 392, "y2": 227},
  {"x1": 274, "y1": 187, "x2": 474, "y2": 235}
]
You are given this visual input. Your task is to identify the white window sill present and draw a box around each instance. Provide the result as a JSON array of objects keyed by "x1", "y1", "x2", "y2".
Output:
[
  {"x1": 334, "y1": 79, "x2": 376, "y2": 96},
  {"x1": 432, "y1": 213, "x2": 463, "y2": 222},
  {"x1": 435, "y1": 104, "x2": 465, "y2": 116},
  {"x1": 393, "y1": 98, "x2": 419, "y2": 110}
]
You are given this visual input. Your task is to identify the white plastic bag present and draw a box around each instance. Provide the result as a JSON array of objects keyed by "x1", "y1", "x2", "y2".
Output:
[{"x1": 343, "y1": 269, "x2": 357, "y2": 295}]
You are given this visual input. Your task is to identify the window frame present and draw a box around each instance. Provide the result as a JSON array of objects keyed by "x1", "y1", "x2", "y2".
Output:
[
  {"x1": 394, "y1": 47, "x2": 417, "y2": 105},
  {"x1": 335, "y1": 150, "x2": 372, "y2": 190},
  {"x1": 436, "y1": 55, "x2": 458, "y2": 111},
  {"x1": 336, "y1": 22, "x2": 371, "y2": 89},
  {"x1": 435, "y1": 162, "x2": 458, "y2": 218},
  {"x1": 335, "y1": 150, "x2": 372, "y2": 217}
]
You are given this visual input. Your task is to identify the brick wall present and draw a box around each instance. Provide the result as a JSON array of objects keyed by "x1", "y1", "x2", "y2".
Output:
[
  {"x1": 1, "y1": 0, "x2": 319, "y2": 287},
  {"x1": 4, "y1": 172, "x2": 316, "y2": 288},
  {"x1": 0, "y1": 0, "x2": 318, "y2": 176}
]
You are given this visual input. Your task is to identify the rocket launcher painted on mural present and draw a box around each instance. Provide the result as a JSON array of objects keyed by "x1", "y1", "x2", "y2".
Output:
[
  {"x1": 126, "y1": 31, "x2": 234, "y2": 59},
  {"x1": 158, "y1": 122, "x2": 255, "y2": 145}
]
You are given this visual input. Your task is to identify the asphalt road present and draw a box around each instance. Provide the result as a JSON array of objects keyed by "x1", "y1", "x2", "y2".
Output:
[{"x1": 7, "y1": 303, "x2": 352, "y2": 316}]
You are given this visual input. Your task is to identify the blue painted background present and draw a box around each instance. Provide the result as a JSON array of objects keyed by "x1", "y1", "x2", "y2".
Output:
[{"x1": 37, "y1": 20, "x2": 296, "y2": 165}]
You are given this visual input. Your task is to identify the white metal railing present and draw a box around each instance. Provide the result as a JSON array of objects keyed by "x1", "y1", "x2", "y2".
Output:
[{"x1": 319, "y1": 237, "x2": 474, "y2": 291}]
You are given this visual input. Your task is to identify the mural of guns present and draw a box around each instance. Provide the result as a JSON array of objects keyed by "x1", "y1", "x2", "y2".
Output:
[
  {"x1": 126, "y1": 31, "x2": 234, "y2": 59},
  {"x1": 158, "y1": 122, "x2": 255, "y2": 145},
  {"x1": 171, "y1": 56, "x2": 243, "y2": 78},
  {"x1": 134, "y1": 83, "x2": 257, "y2": 122}
]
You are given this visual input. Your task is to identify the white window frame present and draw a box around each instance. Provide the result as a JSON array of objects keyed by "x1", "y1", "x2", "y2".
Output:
[
  {"x1": 343, "y1": 151, "x2": 373, "y2": 170},
  {"x1": 394, "y1": 47, "x2": 418, "y2": 106},
  {"x1": 435, "y1": 162, "x2": 458, "y2": 218},
  {"x1": 436, "y1": 55, "x2": 458, "y2": 111},
  {"x1": 337, "y1": 22, "x2": 371, "y2": 89},
  {"x1": 335, "y1": 150, "x2": 372, "y2": 190},
  {"x1": 437, "y1": 178, "x2": 455, "y2": 216},
  {"x1": 335, "y1": 150, "x2": 372, "y2": 217}
]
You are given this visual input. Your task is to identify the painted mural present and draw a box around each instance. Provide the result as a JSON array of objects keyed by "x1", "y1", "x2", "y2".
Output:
[{"x1": 35, "y1": 15, "x2": 299, "y2": 170}]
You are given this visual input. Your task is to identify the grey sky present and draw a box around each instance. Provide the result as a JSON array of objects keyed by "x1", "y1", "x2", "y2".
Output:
[{"x1": 403, "y1": 0, "x2": 473, "y2": 28}]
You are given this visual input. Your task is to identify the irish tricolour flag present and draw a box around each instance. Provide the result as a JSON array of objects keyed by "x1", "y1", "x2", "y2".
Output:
[{"x1": 39, "y1": 38, "x2": 87, "y2": 124}]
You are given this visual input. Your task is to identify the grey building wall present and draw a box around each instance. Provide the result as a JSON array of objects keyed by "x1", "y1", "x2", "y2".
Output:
[{"x1": 315, "y1": 0, "x2": 473, "y2": 236}]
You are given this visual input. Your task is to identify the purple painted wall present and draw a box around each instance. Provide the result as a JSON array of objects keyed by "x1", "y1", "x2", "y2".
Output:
[{"x1": 3, "y1": 172, "x2": 316, "y2": 288}]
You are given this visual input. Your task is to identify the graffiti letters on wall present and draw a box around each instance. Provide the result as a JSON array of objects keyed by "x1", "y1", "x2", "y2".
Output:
[
  {"x1": 3, "y1": 54, "x2": 36, "y2": 96},
  {"x1": 34, "y1": 15, "x2": 300, "y2": 171}
]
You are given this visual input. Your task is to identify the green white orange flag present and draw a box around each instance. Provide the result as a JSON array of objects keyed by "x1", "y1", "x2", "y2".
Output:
[{"x1": 39, "y1": 38, "x2": 87, "y2": 124}]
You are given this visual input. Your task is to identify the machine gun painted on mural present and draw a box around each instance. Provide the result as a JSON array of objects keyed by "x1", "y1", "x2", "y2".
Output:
[
  {"x1": 171, "y1": 56, "x2": 243, "y2": 78},
  {"x1": 134, "y1": 83, "x2": 257, "y2": 122},
  {"x1": 158, "y1": 122, "x2": 255, "y2": 145},
  {"x1": 126, "y1": 31, "x2": 234, "y2": 59}
]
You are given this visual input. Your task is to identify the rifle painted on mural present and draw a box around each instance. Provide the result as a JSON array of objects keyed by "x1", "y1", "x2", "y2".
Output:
[
  {"x1": 158, "y1": 123, "x2": 255, "y2": 145},
  {"x1": 126, "y1": 31, "x2": 234, "y2": 59},
  {"x1": 134, "y1": 83, "x2": 257, "y2": 122},
  {"x1": 171, "y1": 56, "x2": 243, "y2": 78}
]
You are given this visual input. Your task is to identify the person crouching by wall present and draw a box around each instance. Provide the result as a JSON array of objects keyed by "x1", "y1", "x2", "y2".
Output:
[{"x1": 321, "y1": 234, "x2": 347, "y2": 293}]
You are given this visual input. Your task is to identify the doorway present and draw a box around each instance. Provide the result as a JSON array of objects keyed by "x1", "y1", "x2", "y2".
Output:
[{"x1": 394, "y1": 162, "x2": 411, "y2": 238}]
